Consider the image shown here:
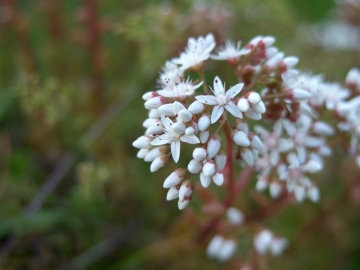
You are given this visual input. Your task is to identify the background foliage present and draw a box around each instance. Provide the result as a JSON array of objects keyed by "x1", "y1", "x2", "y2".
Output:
[{"x1": 0, "y1": 0, "x2": 359, "y2": 269}]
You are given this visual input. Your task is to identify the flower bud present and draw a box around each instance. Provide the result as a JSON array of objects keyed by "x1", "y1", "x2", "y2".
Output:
[
  {"x1": 247, "y1": 91, "x2": 261, "y2": 104},
  {"x1": 144, "y1": 147, "x2": 161, "y2": 162},
  {"x1": 263, "y1": 36, "x2": 275, "y2": 47},
  {"x1": 188, "y1": 100, "x2": 205, "y2": 114},
  {"x1": 144, "y1": 96, "x2": 167, "y2": 109},
  {"x1": 233, "y1": 130, "x2": 250, "y2": 146},
  {"x1": 282, "y1": 56, "x2": 299, "y2": 69},
  {"x1": 237, "y1": 98, "x2": 250, "y2": 112},
  {"x1": 264, "y1": 52, "x2": 284, "y2": 70},
  {"x1": 145, "y1": 122, "x2": 163, "y2": 135},
  {"x1": 252, "y1": 100, "x2": 266, "y2": 114},
  {"x1": 226, "y1": 207, "x2": 244, "y2": 226},
  {"x1": 265, "y1": 47, "x2": 278, "y2": 58},
  {"x1": 200, "y1": 172, "x2": 212, "y2": 188},
  {"x1": 203, "y1": 161, "x2": 216, "y2": 176},
  {"x1": 254, "y1": 230, "x2": 274, "y2": 255},
  {"x1": 207, "y1": 235, "x2": 224, "y2": 259},
  {"x1": 200, "y1": 130, "x2": 210, "y2": 143},
  {"x1": 193, "y1": 147, "x2": 207, "y2": 161},
  {"x1": 212, "y1": 172, "x2": 224, "y2": 186},
  {"x1": 198, "y1": 115, "x2": 211, "y2": 131},
  {"x1": 207, "y1": 136, "x2": 221, "y2": 158},
  {"x1": 142, "y1": 118, "x2": 156, "y2": 128},
  {"x1": 179, "y1": 180, "x2": 193, "y2": 201},
  {"x1": 166, "y1": 187, "x2": 179, "y2": 200},
  {"x1": 137, "y1": 149, "x2": 149, "y2": 159},
  {"x1": 250, "y1": 134, "x2": 264, "y2": 151},
  {"x1": 158, "y1": 103, "x2": 175, "y2": 116},
  {"x1": 133, "y1": 136, "x2": 152, "y2": 149},
  {"x1": 241, "y1": 149, "x2": 254, "y2": 166},
  {"x1": 150, "y1": 155, "x2": 168, "y2": 172},
  {"x1": 148, "y1": 109, "x2": 162, "y2": 119},
  {"x1": 142, "y1": 91, "x2": 158, "y2": 100},
  {"x1": 269, "y1": 181, "x2": 282, "y2": 199},
  {"x1": 163, "y1": 168, "x2": 187, "y2": 188},
  {"x1": 218, "y1": 240, "x2": 237, "y2": 262},
  {"x1": 215, "y1": 154, "x2": 227, "y2": 171},
  {"x1": 185, "y1": 126, "x2": 196, "y2": 136},
  {"x1": 188, "y1": 159, "x2": 202, "y2": 174},
  {"x1": 178, "y1": 198, "x2": 190, "y2": 210},
  {"x1": 172, "y1": 122, "x2": 186, "y2": 134},
  {"x1": 179, "y1": 109, "x2": 192, "y2": 122}
]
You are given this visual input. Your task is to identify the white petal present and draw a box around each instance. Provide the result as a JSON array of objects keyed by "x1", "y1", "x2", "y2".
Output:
[
  {"x1": 151, "y1": 134, "x2": 171, "y2": 146},
  {"x1": 226, "y1": 83, "x2": 244, "y2": 99},
  {"x1": 180, "y1": 135, "x2": 200, "y2": 144},
  {"x1": 211, "y1": 106, "x2": 225, "y2": 123},
  {"x1": 225, "y1": 102, "x2": 243, "y2": 118},
  {"x1": 171, "y1": 140, "x2": 181, "y2": 163},
  {"x1": 196, "y1": 95, "x2": 218, "y2": 105},
  {"x1": 296, "y1": 146, "x2": 307, "y2": 164},
  {"x1": 213, "y1": 76, "x2": 225, "y2": 95}
]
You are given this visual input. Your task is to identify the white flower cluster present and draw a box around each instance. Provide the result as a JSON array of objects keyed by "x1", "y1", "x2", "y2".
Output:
[
  {"x1": 133, "y1": 32, "x2": 360, "y2": 265},
  {"x1": 133, "y1": 33, "x2": 293, "y2": 210}
]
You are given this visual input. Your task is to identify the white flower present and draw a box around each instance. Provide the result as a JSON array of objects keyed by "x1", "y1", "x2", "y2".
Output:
[
  {"x1": 282, "y1": 116, "x2": 324, "y2": 163},
  {"x1": 254, "y1": 121, "x2": 294, "y2": 166},
  {"x1": 151, "y1": 116, "x2": 200, "y2": 163},
  {"x1": 279, "y1": 153, "x2": 322, "y2": 193},
  {"x1": 323, "y1": 83, "x2": 350, "y2": 110},
  {"x1": 210, "y1": 40, "x2": 250, "y2": 62},
  {"x1": 158, "y1": 61, "x2": 183, "y2": 86},
  {"x1": 172, "y1": 33, "x2": 216, "y2": 71},
  {"x1": 157, "y1": 78, "x2": 203, "y2": 98},
  {"x1": 196, "y1": 76, "x2": 244, "y2": 123}
]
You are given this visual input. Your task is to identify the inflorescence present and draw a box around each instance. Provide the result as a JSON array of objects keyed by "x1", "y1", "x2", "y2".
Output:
[{"x1": 133, "y1": 33, "x2": 360, "y2": 262}]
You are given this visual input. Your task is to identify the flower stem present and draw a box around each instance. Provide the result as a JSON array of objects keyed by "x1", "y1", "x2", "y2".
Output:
[{"x1": 199, "y1": 70, "x2": 209, "y2": 94}]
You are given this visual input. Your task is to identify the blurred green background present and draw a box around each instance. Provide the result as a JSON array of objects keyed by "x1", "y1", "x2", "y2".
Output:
[{"x1": 0, "y1": 0, "x2": 359, "y2": 269}]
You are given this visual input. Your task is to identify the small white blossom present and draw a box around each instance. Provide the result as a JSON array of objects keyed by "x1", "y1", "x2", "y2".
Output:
[
  {"x1": 151, "y1": 116, "x2": 200, "y2": 163},
  {"x1": 196, "y1": 76, "x2": 244, "y2": 123},
  {"x1": 172, "y1": 33, "x2": 216, "y2": 71},
  {"x1": 211, "y1": 40, "x2": 250, "y2": 63}
]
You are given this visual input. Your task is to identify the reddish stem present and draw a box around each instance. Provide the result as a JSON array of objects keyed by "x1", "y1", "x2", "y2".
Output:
[{"x1": 84, "y1": 0, "x2": 105, "y2": 112}]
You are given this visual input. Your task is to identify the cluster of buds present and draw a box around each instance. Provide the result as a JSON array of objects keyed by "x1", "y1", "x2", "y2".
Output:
[{"x1": 133, "y1": 32, "x2": 360, "y2": 264}]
